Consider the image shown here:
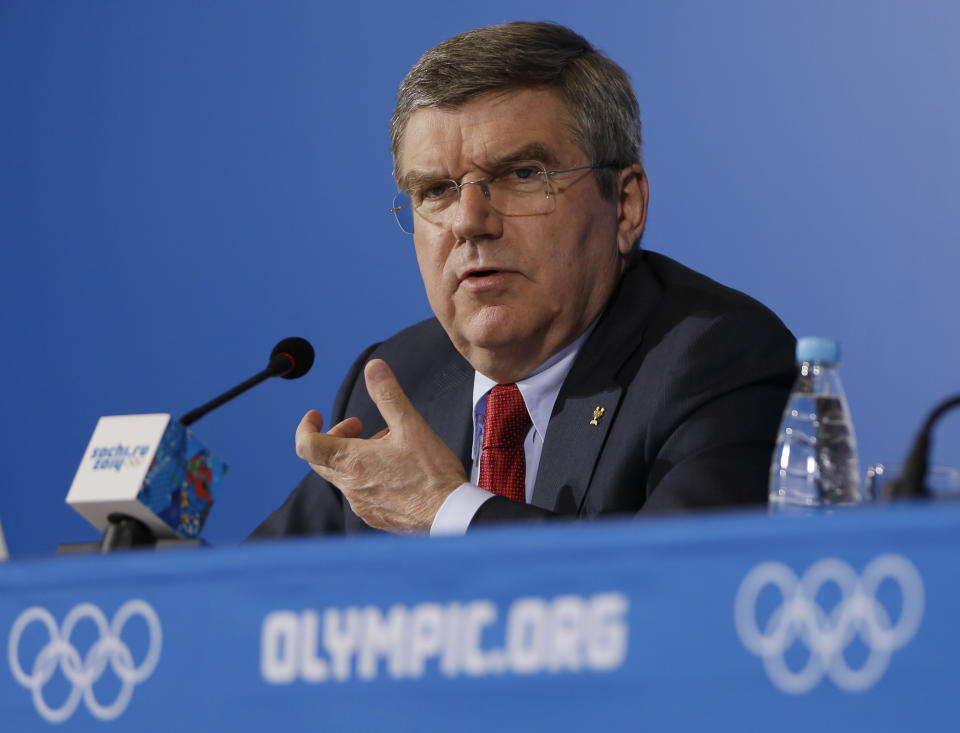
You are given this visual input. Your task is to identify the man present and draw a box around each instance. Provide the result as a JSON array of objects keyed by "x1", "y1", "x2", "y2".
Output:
[{"x1": 252, "y1": 21, "x2": 795, "y2": 538}]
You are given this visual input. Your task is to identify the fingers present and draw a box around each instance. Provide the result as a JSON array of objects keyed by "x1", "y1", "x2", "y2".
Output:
[
  {"x1": 297, "y1": 409, "x2": 324, "y2": 435},
  {"x1": 295, "y1": 410, "x2": 344, "y2": 467},
  {"x1": 327, "y1": 417, "x2": 364, "y2": 439},
  {"x1": 295, "y1": 359, "x2": 415, "y2": 477},
  {"x1": 364, "y1": 359, "x2": 420, "y2": 431}
]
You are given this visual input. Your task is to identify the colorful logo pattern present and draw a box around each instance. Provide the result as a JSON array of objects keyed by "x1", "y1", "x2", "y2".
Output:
[{"x1": 138, "y1": 421, "x2": 227, "y2": 537}]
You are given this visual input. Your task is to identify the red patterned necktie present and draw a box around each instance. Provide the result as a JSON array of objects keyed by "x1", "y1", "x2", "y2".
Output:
[{"x1": 479, "y1": 384, "x2": 531, "y2": 503}]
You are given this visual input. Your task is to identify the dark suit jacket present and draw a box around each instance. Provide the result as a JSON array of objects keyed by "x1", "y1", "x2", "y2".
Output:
[{"x1": 251, "y1": 250, "x2": 796, "y2": 537}]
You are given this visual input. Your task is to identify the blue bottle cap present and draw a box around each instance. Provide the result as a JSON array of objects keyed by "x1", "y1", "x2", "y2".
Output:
[{"x1": 796, "y1": 337, "x2": 840, "y2": 364}]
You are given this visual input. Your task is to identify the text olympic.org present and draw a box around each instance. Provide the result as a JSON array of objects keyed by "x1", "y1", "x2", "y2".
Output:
[
  {"x1": 89, "y1": 444, "x2": 151, "y2": 471},
  {"x1": 261, "y1": 592, "x2": 628, "y2": 683}
]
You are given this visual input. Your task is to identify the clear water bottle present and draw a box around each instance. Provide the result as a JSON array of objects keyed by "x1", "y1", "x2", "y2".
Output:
[{"x1": 769, "y1": 337, "x2": 862, "y2": 508}]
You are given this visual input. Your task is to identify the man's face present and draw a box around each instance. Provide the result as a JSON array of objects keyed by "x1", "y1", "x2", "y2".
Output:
[{"x1": 399, "y1": 88, "x2": 642, "y2": 382}]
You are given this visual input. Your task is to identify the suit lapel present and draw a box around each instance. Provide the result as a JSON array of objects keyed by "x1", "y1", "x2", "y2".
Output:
[
  {"x1": 532, "y1": 253, "x2": 662, "y2": 514},
  {"x1": 420, "y1": 351, "x2": 474, "y2": 469}
]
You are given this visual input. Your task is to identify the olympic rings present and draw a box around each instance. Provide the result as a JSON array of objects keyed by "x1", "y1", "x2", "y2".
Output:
[
  {"x1": 8, "y1": 600, "x2": 162, "y2": 722},
  {"x1": 734, "y1": 555, "x2": 923, "y2": 694}
]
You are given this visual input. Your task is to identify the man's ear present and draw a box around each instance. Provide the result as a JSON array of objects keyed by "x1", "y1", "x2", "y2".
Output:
[{"x1": 616, "y1": 164, "x2": 649, "y2": 255}]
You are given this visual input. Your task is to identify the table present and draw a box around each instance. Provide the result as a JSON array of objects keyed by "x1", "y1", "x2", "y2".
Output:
[{"x1": 2, "y1": 501, "x2": 957, "y2": 731}]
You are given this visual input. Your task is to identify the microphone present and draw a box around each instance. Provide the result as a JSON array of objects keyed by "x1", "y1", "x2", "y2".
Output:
[
  {"x1": 65, "y1": 338, "x2": 315, "y2": 550},
  {"x1": 883, "y1": 394, "x2": 960, "y2": 498},
  {"x1": 180, "y1": 337, "x2": 315, "y2": 426}
]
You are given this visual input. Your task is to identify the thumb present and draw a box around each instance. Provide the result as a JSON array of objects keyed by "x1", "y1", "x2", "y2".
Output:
[{"x1": 364, "y1": 359, "x2": 421, "y2": 432}]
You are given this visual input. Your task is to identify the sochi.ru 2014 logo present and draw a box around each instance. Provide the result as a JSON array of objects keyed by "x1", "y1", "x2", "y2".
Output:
[
  {"x1": 734, "y1": 554, "x2": 924, "y2": 694},
  {"x1": 89, "y1": 444, "x2": 152, "y2": 472},
  {"x1": 7, "y1": 600, "x2": 162, "y2": 722}
]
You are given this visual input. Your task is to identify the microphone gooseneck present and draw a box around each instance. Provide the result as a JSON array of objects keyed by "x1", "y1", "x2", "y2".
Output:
[
  {"x1": 178, "y1": 337, "x2": 315, "y2": 427},
  {"x1": 884, "y1": 393, "x2": 960, "y2": 498}
]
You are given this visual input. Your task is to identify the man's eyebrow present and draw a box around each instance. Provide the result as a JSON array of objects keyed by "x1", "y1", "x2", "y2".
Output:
[
  {"x1": 491, "y1": 143, "x2": 561, "y2": 168},
  {"x1": 399, "y1": 142, "x2": 563, "y2": 192},
  {"x1": 400, "y1": 170, "x2": 440, "y2": 194}
]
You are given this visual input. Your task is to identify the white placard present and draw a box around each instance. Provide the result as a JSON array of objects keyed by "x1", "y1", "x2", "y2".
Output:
[{"x1": 65, "y1": 414, "x2": 177, "y2": 537}]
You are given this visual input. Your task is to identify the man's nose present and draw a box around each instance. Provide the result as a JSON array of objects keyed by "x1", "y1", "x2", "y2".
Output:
[{"x1": 451, "y1": 181, "x2": 502, "y2": 241}]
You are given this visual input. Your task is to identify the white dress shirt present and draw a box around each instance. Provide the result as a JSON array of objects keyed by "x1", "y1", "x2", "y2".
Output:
[{"x1": 430, "y1": 328, "x2": 593, "y2": 536}]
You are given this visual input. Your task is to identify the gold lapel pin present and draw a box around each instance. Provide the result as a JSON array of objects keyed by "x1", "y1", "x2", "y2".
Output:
[{"x1": 589, "y1": 406, "x2": 606, "y2": 426}]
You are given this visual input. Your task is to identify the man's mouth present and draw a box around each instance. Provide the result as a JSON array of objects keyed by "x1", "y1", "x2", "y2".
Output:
[{"x1": 459, "y1": 267, "x2": 513, "y2": 291}]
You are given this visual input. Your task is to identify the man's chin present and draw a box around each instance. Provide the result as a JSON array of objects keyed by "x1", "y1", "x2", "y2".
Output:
[
  {"x1": 460, "y1": 309, "x2": 535, "y2": 350},
  {"x1": 447, "y1": 318, "x2": 552, "y2": 379}
]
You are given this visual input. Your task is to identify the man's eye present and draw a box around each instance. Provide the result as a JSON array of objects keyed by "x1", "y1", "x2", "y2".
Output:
[
  {"x1": 497, "y1": 165, "x2": 543, "y2": 185},
  {"x1": 420, "y1": 182, "x2": 455, "y2": 201}
]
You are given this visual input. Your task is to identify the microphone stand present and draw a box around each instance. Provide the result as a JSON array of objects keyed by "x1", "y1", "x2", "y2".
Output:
[
  {"x1": 58, "y1": 516, "x2": 207, "y2": 555},
  {"x1": 100, "y1": 514, "x2": 156, "y2": 552},
  {"x1": 59, "y1": 338, "x2": 313, "y2": 555}
]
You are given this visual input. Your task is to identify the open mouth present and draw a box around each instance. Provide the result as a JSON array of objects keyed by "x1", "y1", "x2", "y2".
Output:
[{"x1": 459, "y1": 267, "x2": 512, "y2": 289}]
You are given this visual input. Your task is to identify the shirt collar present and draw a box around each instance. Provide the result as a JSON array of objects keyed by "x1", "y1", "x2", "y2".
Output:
[{"x1": 471, "y1": 324, "x2": 596, "y2": 460}]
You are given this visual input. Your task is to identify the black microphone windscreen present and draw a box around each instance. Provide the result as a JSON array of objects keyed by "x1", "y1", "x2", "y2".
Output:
[{"x1": 270, "y1": 337, "x2": 315, "y2": 379}]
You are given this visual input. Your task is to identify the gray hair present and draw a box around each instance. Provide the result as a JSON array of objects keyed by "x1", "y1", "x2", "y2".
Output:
[{"x1": 390, "y1": 21, "x2": 643, "y2": 200}]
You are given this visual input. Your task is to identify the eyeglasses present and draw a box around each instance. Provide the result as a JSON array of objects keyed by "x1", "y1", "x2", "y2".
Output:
[{"x1": 389, "y1": 161, "x2": 615, "y2": 235}]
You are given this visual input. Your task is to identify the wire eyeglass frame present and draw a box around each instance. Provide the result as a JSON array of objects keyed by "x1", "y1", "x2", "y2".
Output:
[{"x1": 389, "y1": 161, "x2": 616, "y2": 235}]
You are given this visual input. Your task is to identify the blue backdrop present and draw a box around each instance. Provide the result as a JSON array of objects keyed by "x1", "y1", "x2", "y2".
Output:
[{"x1": 2, "y1": 1, "x2": 958, "y2": 556}]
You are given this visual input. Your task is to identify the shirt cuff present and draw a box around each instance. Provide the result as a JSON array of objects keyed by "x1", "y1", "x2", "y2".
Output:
[{"x1": 429, "y1": 483, "x2": 494, "y2": 536}]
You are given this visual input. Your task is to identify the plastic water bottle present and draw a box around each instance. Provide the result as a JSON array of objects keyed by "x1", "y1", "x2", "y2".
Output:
[{"x1": 769, "y1": 337, "x2": 861, "y2": 508}]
